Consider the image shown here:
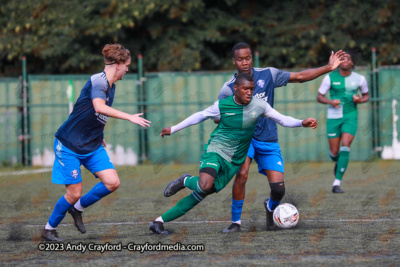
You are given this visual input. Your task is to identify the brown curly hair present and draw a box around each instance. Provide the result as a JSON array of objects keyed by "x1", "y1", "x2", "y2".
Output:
[{"x1": 102, "y1": 44, "x2": 131, "y2": 65}]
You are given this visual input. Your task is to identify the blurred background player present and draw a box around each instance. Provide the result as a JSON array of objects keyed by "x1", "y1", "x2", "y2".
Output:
[
  {"x1": 41, "y1": 44, "x2": 151, "y2": 241},
  {"x1": 218, "y1": 43, "x2": 345, "y2": 233},
  {"x1": 317, "y1": 51, "x2": 369, "y2": 193},
  {"x1": 149, "y1": 73, "x2": 317, "y2": 235}
]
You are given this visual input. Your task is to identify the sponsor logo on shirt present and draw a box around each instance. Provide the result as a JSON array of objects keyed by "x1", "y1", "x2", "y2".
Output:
[
  {"x1": 225, "y1": 113, "x2": 235, "y2": 115},
  {"x1": 254, "y1": 92, "x2": 268, "y2": 102},
  {"x1": 332, "y1": 82, "x2": 341, "y2": 85},
  {"x1": 71, "y1": 170, "x2": 79, "y2": 179},
  {"x1": 257, "y1": 80, "x2": 265, "y2": 88},
  {"x1": 250, "y1": 111, "x2": 257, "y2": 118},
  {"x1": 95, "y1": 112, "x2": 109, "y2": 124}
]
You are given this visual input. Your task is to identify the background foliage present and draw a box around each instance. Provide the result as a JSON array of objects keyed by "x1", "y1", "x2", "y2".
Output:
[{"x1": 0, "y1": 0, "x2": 398, "y2": 76}]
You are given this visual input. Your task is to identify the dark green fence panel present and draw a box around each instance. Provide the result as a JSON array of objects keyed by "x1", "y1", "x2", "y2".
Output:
[{"x1": 0, "y1": 78, "x2": 21, "y2": 165}]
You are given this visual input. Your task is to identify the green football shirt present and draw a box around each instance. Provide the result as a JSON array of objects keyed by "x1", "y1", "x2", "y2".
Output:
[
  {"x1": 318, "y1": 70, "x2": 369, "y2": 119},
  {"x1": 171, "y1": 95, "x2": 303, "y2": 165}
]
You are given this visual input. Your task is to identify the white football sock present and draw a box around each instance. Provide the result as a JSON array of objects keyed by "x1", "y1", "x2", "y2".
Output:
[
  {"x1": 333, "y1": 179, "x2": 341, "y2": 186},
  {"x1": 155, "y1": 216, "x2": 164, "y2": 223},
  {"x1": 45, "y1": 222, "x2": 56, "y2": 230},
  {"x1": 74, "y1": 199, "x2": 84, "y2": 212},
  {"x1": 232, "y1": 220, "x2": 241, "y2": 225}
]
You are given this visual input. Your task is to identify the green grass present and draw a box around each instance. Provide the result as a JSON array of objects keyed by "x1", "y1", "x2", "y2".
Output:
[{"x1": 0, "y1": 161, "x2": 399, "y2": 266}]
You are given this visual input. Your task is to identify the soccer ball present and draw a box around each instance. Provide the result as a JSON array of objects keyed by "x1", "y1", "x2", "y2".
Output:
[{"x1": 273, "y1": 203, "x2": 299, "y2": 229}]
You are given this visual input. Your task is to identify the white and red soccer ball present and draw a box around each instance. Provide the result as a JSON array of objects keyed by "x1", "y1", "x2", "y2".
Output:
[{"x1": 273, "y1": 203, "x2": 299, "y2": 229}]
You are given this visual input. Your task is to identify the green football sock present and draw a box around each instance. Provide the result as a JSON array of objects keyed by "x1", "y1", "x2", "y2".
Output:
[
  {"x1": 184, "y1": 176, "x2": 207, "y2": 195},
  {"x1": 330, "y1": 152, "x2": 339, "y2": 162},
  {"x1": 335, "y1": 146, "x2": 350, "y2": 180},
  {"x1": 161, "y1": 192, "x2": 207, "y2": 222}
]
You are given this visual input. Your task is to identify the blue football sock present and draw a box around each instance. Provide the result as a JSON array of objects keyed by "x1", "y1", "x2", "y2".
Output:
[
  {"x1": 48, "y1": 196, "x2": 73, "y2": 228},
  {"x1": 231, "y1": 198, "x2": 244, "y2": 222},
  {"x1": 80, "y1": 182, "x2": 112, "y2": 208},
  {"x1": 268, "y1": 198, "x2": 281, "y2": 212}
]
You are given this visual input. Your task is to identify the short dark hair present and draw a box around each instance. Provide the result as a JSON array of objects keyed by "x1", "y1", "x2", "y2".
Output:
[
  {"x1": 235, "y1": 73, "x2": 253, "y2": 86},
  {"x1": 232, "y1": 42, "x2": 251, "y2": 58}
]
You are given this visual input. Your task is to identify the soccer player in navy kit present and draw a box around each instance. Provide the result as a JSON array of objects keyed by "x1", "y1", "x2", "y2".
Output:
[
  {"x1": 41, "y1": 44, "x2": 151, "y2": 241},
  {"x1": 220, "y1": 43, "x2": 345, "y2": 232}
]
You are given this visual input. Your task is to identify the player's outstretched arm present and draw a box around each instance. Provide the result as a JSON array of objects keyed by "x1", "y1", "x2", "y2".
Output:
[
  {"x1": 302, "y1": 118, "x2": 318, "y2": 129},
  {"x1": 288, "y1": 50, "x2": 346, "y2": 83},
  {"x1": 160, "y1": 101, "x2": 221, "y2": 137},
  {"x1": 93, "y1": 98, "x2": 151, "y2": 127},
  {"x1": 263, "y1": 104, "x2": 317, "y2": 128}
]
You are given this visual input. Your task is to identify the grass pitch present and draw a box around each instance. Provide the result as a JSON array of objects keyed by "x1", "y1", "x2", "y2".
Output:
[{"x1": 0, "y1": 161, "x2": 399, "y2": 266}]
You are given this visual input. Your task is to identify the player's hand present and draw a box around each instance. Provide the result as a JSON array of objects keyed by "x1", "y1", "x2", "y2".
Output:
[
  {"x1": 160, "y1": 127, "x2": 171, "y2": 138},
  {"x1": 328, "y1": 50, "x2": 346, "y2": 71},
  {"x1": 302, "y1": 118, "x2": 317, "y2": 129},
  {"x1": 102, "y1": 139, "x2": 106, "y2": 147},
  {"x1": 353, "y1": 94, "x2": 362, "y2": 103},
  {"x1": 330, "y1": 99, "x2": 341, "y2": 108},
  {"x1": 128, "y1": 113, "x2": 151, "y2": 127}
]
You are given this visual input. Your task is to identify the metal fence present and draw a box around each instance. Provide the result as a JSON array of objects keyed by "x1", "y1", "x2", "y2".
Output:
[{"x1": 0, "y1": 67, "x2": 399, "y2": 166}]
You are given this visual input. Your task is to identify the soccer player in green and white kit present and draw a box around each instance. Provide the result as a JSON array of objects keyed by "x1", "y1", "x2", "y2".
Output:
[
  {"x1": 317, "y1": 51, "x2": 369, "y2": 193},
  {"x1": 149, "y1": 73, "x2": 317, "y2": 234}
]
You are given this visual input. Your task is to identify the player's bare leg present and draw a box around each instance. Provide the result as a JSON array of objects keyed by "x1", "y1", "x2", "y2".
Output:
[
  {"x1": 264, "y1": 170, "x2": 284, "y2": 231},
  {"x1": 332, "y1": 133, "x2": 355, "y2": 193},
  {"x1": 223, "y1": 157, "x2": 251, "y2": 233}
]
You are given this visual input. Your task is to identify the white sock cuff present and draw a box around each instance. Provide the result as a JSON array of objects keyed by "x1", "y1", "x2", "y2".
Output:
[
  {"x1": 74, "y1": 199, "x2": 84, "y2": 211},
  {"x1": 155, "y1": 216, "x2": 164, "y2": 223},
  {"x1": 45, "y1": 222, "x2": 56, "y2": 230},
  {"x1": 232, "y1": 220, "x2": 241, "y2": 225},
  {"x1": 340, "y1": 146, "x2": 350, "y2": 152},
  {"x1": 330, "y1": 151, "x2": 338, "y2": 157},
  {"x1": 333, "y1": 179, "x2": 341, "y2": 186}
]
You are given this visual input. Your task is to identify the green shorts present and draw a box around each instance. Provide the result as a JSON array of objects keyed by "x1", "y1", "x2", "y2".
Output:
[
  {"x1": 199, "y1": 151, "x2": 241, "y2": 193},
  {"x1": 327, "y1": 116, "x2": 357, "y2": 138}
]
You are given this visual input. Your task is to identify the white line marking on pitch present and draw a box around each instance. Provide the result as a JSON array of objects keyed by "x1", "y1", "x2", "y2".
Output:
[
  {"x1": 15, "y1": 218, "x2": 400, "y2": 228},
  {"x1": 0, "y1": 168, "x2": 52, "y2": 177}
]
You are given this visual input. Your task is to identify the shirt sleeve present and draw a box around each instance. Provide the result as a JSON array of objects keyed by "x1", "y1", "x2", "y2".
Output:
[
  {"x1": 269, "y1": 67, "x2": 290, "y2": 88},
  {"x1": 91, "y1": 77, "x2": 108, "y2": 100},
  {"x1": 360, "y1": 76, "x2": 369, "y2": 94},
  {"x1": 171, "y1": 100, "x2": 220, "y2": 134},
  {"x1": 318, "y1": 75, "x2": 331, "y2": 95},
  {"x1": 262, "y1": 103, "x2": 303, "y2": 127},
  {"x1": 218, "y1": 84, "x2": 234, "y2": 100}
]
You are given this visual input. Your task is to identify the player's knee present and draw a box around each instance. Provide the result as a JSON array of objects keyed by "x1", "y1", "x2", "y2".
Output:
[
  {"x1": 270, "y1": 181, "x2": 285, "y2": 201},
  {"x1": 199, "y1": 179, "x2": 213, "y2": 192},
  {"x1": 107, "y1": 179, "x2": 120, "y2": 191},
  {"x1": 236, "y1": 169, "x2": 249, "y2": 184},
  {"x1": 67, "y1": 191, "x2": 82, "y2": 203}
]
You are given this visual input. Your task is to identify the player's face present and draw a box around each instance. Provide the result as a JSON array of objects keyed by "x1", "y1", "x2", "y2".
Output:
[
  {"x1": 116, "y1": 58, "x2": 131, "y2": 80},
  {"x1": 339, "y1": 54, "x2": 353, "y2": 71},
  {"x1": 233, "y1": 48, "x2": 253, "y2": 75},
  {"x1": 234, "y1": 80, "x2": 254, "y2": 105}
]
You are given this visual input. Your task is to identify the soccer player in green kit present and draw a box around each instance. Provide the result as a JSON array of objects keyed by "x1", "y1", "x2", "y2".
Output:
[
  {"x1": 149, "y1": 73, "x2": 317, "y2": 234},
  {"x1": 317, "y1": 51, "x2": 369, "y2": 193}
]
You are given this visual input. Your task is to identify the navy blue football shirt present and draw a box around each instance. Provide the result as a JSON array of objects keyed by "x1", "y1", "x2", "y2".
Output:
[
  {"x1": 218, "y1": 67, "x2": 290, "y2": 142},
  {"x1": 55, "y1": 71, "x2": 115, "y2": 154}
]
